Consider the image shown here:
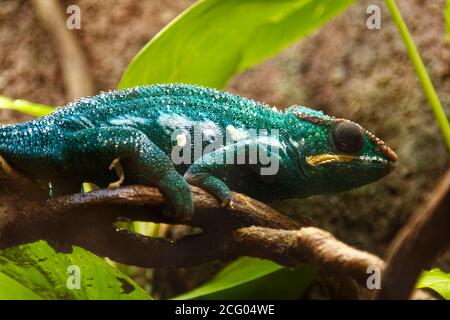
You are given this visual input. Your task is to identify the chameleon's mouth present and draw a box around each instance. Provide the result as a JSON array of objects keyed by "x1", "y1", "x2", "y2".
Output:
[
  {"x1": 306, "y1": 154, "x2": 395, "y2": 166},
  {"x1": 306, "y1": 154, "x2": 353, "y2": 166}
]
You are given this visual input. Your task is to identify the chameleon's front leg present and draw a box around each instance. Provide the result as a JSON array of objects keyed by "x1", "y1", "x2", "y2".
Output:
[
  {"x1": 65, "y1": 127, "x2": 194, "y2": 220},
  {"x1": 184, "y1": 158, "x2": 235, "y2": 207},
  {"x1": 184, "y1": 139, "x2": 286, "y2": 206}
]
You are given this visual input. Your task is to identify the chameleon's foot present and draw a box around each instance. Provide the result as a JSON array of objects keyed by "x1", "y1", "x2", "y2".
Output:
[
  {"x1": 184, "y1": 172, "x2": 232, "y2": 210},
  {"x1": 159, "y1": 172, "x2": 194, "y2": 221},
  {"x1": 220, "y1": 195, "x2": 235, "y2": 209},
  {"x1": 108, "y1": 157, "x2": 125, "y2": 189}
]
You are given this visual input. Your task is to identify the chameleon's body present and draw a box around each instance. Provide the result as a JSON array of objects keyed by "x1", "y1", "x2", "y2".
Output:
[{"x1": 0, "y1": 84, "x2": 397, "y2": 219}]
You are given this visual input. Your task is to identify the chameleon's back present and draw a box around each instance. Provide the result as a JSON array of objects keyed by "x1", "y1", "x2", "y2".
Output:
[
  {"x1": 29, "y1": 84, "x2": 285, "y2": 158},
  {"x1": 44, "y1": 84, "x2": 281, "y2": 130}
]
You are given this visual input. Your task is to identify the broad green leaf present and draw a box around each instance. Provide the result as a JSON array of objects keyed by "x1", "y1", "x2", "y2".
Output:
[
  {"x1": 119, "y1": 0, "x2": 356, "y2": 89},
  {"x1": 0, "y1": 96, "x2": 55, "y2": 117},
  {"x1": 445, "y1": 0, "x2": 450, "y2": 43},
  {"x1": 416, "y1": 268, "x2": 450, "y2": 300},
  {"x1": 0, "y1": 241, "x2": 152, "y2": 300},
  {"x1": 173, "y1": 257, "x2": 315, "y2": 300},
  {"x1": 0, "y1": 272, "x2": 42, "y2": 300}
]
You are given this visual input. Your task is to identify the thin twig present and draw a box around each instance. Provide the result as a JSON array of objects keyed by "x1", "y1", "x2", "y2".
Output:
[{"x1": 32, "y1": 0, "x2": 95, "y2": 101}]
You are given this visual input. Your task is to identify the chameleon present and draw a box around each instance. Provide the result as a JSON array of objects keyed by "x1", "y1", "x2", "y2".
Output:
[{"x1": 0, "y1": 84, "x2": 397, "y2": 220}]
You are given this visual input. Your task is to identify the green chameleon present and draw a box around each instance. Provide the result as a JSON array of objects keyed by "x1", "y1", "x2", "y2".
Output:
[{"x1": 0, "y1": 84, "x2": 397, "y2": 220}]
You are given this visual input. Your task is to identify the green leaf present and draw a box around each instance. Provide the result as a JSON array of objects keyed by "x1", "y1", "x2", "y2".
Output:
[
  {"x1": 416, "y1": 268, "x2": 450, "y2": 300},
  {"x1": 385, "y1": 0, "x2": 450, "y2": 151},
  {"x1": 0, "y1": 96, "x2": 55, "y2": 117},
  {"x1": 173, "y1": 257, "x2": 315, "y2": 300},
  {"x1": 119, "y1": 0, "x2": 355, "y2": 89},
  {"x1": 0, "y1": 241, "x2": 152, "y2": 300},
  {"x1": 445, "y1": 0, "x2": 450, "y2": 43},
  {"x1": 0, "y1": 272, "x2": 42, "y2": 300}
]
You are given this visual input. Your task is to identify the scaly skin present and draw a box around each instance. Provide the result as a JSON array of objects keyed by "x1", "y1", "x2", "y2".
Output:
[{"x1": 0, "y1": 84, "x2": 397, "y2": 220}]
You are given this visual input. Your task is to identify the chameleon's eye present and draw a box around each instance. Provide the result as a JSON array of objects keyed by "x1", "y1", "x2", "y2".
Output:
[{"x1": 332, "y1": 121, "x2": 364, "y2": 154}]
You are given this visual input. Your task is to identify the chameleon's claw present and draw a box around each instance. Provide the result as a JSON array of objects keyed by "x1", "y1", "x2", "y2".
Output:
[
  {"x1": 159, "y1": 172, "x2": 194, "y2": 221},
  {"x1": 108, "y1": 157, "x2": 125, "y2": 189},
  {"x1": 220, "y1": 196, "x2": 235, "y2": 209},
  {"x1": 184, "y1": 172, "x2": 233, "y2": 210}
]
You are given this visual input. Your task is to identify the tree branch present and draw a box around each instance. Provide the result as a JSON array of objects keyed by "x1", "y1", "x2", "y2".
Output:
[
  {"x1": 0, "y1": 159, "x2": 433, "y2": 299},
  {"x1": 376, "y1": 169, "x2": 450, "y2": 299}
]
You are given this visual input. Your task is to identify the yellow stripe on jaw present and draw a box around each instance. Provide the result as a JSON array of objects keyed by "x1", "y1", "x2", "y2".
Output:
[{"x1": 306, "y1": 154, "x2": 354, "y2": 166}]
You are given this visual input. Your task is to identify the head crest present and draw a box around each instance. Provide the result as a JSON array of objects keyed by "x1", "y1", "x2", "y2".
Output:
[{"x1": 289, "y1": 105, "x2": 334, "y2": 125}]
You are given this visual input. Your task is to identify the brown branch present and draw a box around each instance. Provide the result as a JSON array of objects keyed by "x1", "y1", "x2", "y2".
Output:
[
  {"x1": 376, "y1": 169, "x2": 450, "y2": 299},
  {"x1": 234, "y1": 226, "x2": 384, "y2": 285},
  {"x1": 0, "y1": 160, "x2": 432, "y2": 299}
]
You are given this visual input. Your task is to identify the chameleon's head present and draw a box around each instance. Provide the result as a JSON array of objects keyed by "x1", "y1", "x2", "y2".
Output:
[{"x1": 286, "y1": 106, "x2": 397, "y2": 195}]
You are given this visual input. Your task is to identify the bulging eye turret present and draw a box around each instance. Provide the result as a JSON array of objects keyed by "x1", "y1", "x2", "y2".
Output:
[{"x1": 331, "y1": 121, "x2": 364, "y2": 154}]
